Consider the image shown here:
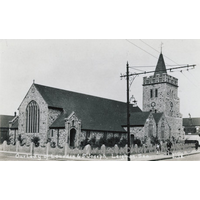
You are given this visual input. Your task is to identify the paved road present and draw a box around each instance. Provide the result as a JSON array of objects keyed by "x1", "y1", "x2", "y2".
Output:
[
  {"x1": 161, "y1": 152, "x2": 200, "y2": 161},
  {"x1": 1, "y1": 151, "x2": 200, "y2": 161},
  {"x1": 0, "y1": 152, "x2": 90, "y2": 161},
  {"x1": 0, "y1": 152, "x2": 47, "y2": 161}
]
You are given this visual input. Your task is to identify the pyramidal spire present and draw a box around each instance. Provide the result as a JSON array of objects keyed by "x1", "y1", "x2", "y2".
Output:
[{"x1": 154, "y1": 53, "x2": 167, "y2": 76}]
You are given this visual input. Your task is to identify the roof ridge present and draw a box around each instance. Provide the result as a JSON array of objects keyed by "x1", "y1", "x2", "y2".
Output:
[{"x1": 34, "y1": 83, "x2": 130, "y2": 105}]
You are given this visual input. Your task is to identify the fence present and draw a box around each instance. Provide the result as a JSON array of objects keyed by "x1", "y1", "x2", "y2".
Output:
[{"x1": 1, "y1": 140, "x2": 196, "y2": 159}]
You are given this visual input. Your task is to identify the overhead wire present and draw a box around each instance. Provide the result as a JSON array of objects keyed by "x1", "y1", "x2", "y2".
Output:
[
  {"x1": 125, "y1": 39, "x2": 158, "y2": 60},
  {"x1": 139, "y1": 39, "x2": 182, "y2": 67},
  {"x1": 126, "y1": 39, "x2": 198, "y2": 91},
  {"x1": 180, "y1": 71, "x2": 200, "y2": 90},
  {"x1": 188, "y1": 70, "x2": 200, "y2": 89}
]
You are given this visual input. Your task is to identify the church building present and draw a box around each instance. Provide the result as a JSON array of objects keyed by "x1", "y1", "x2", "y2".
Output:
[{"x1": 9, "y1": 53, "x2": 184, "y2": 148}]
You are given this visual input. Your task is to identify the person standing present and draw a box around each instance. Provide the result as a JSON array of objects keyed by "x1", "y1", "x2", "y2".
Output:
[
  {"x1": 167, "y1": 140, "x2": 172, "y2": 155},
  {"x1": 195, "y1": 141, "x2": 199, "y2": 151},
  {"x1": 156, "y1": 143, "x2": 160, "y2": 154}
]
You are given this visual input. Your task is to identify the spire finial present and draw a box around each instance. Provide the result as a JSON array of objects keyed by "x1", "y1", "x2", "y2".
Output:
[
  {"x1": 33, "y1": 79, "x2": 35, "y2": 84},
  {"x1": 160, "y1": 42, "x2": 163, "y2": 53}
]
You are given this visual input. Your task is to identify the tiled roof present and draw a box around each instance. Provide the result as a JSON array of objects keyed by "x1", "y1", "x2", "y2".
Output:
[
  {"x1": 121, "y1": 112, "x2": 163, "y2": 127},
  {"x1": 34, "y1": 84, "x2": 142, "y2": 132},
  {"x1": 121, "y1": 112, "x2": 150, "y2": 126},
  {"x1": 10, "y1": 117, "x2": 18, "y2": 129},
  {"x1": 0, "y1": 115, "x2": 15, "y2": 128},
  {"x1": 183, "y1": 118, "x2": 200, "y2": 126},
  {"x1": 154, "y1": 53, "x2": 167, "y2": 76},
  {"x1": 153, "y1": 113, "x2": 163, "y2": 124}
]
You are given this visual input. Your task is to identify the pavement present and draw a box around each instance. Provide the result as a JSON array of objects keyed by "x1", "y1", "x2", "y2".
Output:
[{"x1": 1, "y1": 148, "x2": 200, "y2": 161}]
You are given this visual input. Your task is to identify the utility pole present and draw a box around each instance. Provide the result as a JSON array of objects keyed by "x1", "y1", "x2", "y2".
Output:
[
  {"x1": 126, "y1": 62, "x2": 131, "y2": 161},
  {"x1": 121, "y1": 63, "x2": 195, "y2": 161}
]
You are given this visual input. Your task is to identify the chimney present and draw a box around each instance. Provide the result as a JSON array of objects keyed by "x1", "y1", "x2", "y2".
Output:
[{"x1": 14, "y1": 112, "x2": 16, "y2": 117}]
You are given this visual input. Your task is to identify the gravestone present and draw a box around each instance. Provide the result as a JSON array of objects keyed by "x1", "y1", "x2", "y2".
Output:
[
  {"x1": 3, "y1": 141, "x2": 7, "y2": 151},
  {"x1": 134, "y1": 144, "x2": 138, "y2": 153},
  {"x1": 85, "y1": 144, "x2": 91, "y2": 156},
  {"x1": 30, "y1": 142, "x2": 34, "y2": 156},
  {"x1": 114, "y1": 144, "x2": 119, "y2": 155},
  {"x1": 124, "y1": 144, "x2": 128, "y2": 154},
  {"x1": 64, "y1": 143, "x2": 70, "y2": 156},
  {"x1": 16, "y1": 141, "x2": 20, "y2": 152},
  {"x1": 130, "y1": 145, "x2": 134, "y2": 154},
  {"x1": 46, "y1": 142, "x2": 50, "y2": 156},
  {"x1": 101, "y1": 144, "x2": 106, "y2": 156}
]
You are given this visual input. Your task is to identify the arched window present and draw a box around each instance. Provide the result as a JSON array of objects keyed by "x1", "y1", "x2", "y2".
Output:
[
  {"x1": 161, "y1": 122, "x2": 165, "y2": 139},
  {"x1": 155, "y1": 89, "x2": 158, "y2": 97},
  {"x1": 26, "y1": 101, "x2": 40, "y2": 133},
  {"x1": 150, "y1": 89, "x2": 153, "y2": 98},
  {"x1": 148, "y1": 120, "x2": 153, "y2": 137}
]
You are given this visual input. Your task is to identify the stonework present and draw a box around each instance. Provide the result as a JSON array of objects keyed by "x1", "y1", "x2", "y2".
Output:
[
  {"x1": 18, "y1": 84, "x2": 49, "y2": 136},
  {"x1": 156, "y1": 115, "x2": 170, "y2": 140},
  {"x1": 64, "y1": 112, "x2": 82, "y2": 148},
  {"x1": 48, "y1": 108, "x2": 62, "y2": 127},
  {"x1": 143, "y1": 72, "x2": 184, "y2": 140}
]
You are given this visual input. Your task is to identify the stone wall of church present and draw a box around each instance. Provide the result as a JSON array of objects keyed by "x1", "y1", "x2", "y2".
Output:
[
  {"x1": 18, "y1": 84, "x2": 49, "y2": 146},
  {"x1": 166, "y1": 116, "x2": 183, "y2": 139},
  {"x1": 130, "y1": 127, "x2": 144, "y2": 139},
  {"x1": 48, "y1": 128, "x2": 127, "y2": 148},
  {"x1": 144, "y1": 114, "x2": 157, "y2": 138},
  {"x1": 48, "y1": 108, "x2": 62, "y2": 127},
  {"x1": 143, "y1": 82, "x2": 181, "y2": 118},
  {"x1": 50, "y1": 129, "x2": 66, "y2": 147},
  {"x1": 18, "y1": 84, "x2": 49, "y2": 136},
  {"x1": 143, "y1": 83, "x2": 167, "y2": 113},
  {"x1": 165, "y1": 84, "x2": 181, "y2": 118},
  {"x1": 156, "y1": 115, "x2": 170, "y2": 140}
]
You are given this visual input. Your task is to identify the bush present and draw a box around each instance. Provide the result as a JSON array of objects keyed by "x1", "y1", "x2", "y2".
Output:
[
  {"x1": 134, "y1": 138, "x2": 142, "y2": 147},
  {"x1": 17, "y1": 134, "x2": 25, "y2": 146},
  {"x1": 31, "y1": 136, "x2": 40, "y2": 147},
  {"x1": 106, "y1": 137, "x2": 114, "y2": 147},
  {"x1": 98, "y1": 137, "x2": 107, "y2": 147},
  {"x1": 80, "y1": 138, "x2": 89, "y2": 149},
  {"x1": 119, "y1": 137, "x2": 128, "y2": 147},
  {"x1": 88, "y1": 136, "x2": 96, "y2": 148},
  {"x1": 113, "y1": 137, "x2": 120, "y2": 145},
  {"x1": 50, "y1": 141, "x2": 56, "y2": 148},
  {"x1": 150, "y1": 136, "x2": 159, "y2": 146}
]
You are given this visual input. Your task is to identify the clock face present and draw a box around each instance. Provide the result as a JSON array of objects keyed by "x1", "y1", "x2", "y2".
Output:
[{"x1": 151, "y1": 102, "x2": 156, "y2": 107}]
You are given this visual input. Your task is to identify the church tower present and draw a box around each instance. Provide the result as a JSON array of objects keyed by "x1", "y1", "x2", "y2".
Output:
[{"x1": 143, "y1": 53, "x2": 183, "y2": 139}]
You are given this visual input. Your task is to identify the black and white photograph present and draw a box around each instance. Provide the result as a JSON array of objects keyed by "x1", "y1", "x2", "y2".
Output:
[
  {"x1": 0, "y1": 1, "x2": 200, "y2": 200},
  {"x1": 1, "y1": 39, "x2": 200, "y2": 161}
]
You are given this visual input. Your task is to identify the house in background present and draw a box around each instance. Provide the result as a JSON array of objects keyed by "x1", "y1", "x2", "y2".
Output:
[
  {"x1": 0, "y1": 114, "x2": 16, "y2": 144},
  {"x1": 183, "y1": 117, "x2": 200, "y2": 143}
]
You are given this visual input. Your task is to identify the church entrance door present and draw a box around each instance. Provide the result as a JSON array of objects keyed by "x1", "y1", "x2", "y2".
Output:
[{"x1": 70, "y1": 129, "x2": 76, "y2": 148}]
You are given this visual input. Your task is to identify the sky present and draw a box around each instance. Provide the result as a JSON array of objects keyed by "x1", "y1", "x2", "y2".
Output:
[{"x1": 0, "y1": 39, "x2": 200, "y2": 118}]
